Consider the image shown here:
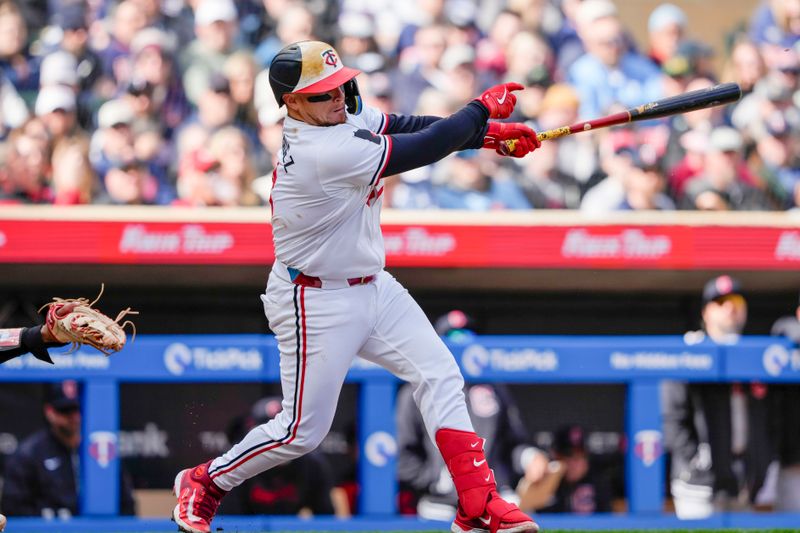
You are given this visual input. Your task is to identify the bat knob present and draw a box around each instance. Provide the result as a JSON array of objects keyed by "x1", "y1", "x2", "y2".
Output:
[{"x1": 500, "y1": 139, "x2": 517, "y2": 155}]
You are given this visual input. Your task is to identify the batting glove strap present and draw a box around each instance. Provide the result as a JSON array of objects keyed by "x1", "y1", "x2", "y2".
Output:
[{"x1": 475, "y1": 82, "x2": 523, "y2": 119}]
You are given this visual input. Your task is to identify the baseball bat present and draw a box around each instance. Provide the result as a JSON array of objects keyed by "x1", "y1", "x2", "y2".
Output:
[{"x1": 502, "y1": 82, "x2": 742, "y2": 153}]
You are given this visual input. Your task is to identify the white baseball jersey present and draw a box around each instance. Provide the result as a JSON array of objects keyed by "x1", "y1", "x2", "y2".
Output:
[{"x1": 270, "y1": 105, "x2": 391, "y2": 279}]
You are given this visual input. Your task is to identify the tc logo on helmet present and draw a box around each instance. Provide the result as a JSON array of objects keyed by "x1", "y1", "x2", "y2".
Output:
[{"x1": 322, "y1": 49, "x2": 338, "y2": 67}]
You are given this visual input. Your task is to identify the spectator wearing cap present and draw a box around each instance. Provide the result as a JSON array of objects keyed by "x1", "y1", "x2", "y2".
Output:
[
  {"x1": 748, "y1": 0, "x2": 800, "y2": 62},
  {"x1": 254, "y1": 4, "x2": 316, "y2": 69},
  {"x1": 34, "y1": 85, "x2": 86, "y2": 144},
  {"x1": 90, "y1": 98, "x2": 136, "y2": 180},
  {"x1": 50, "y1": 2, "x2": 104, "y2": 101},
  {"x1": 517, "y1": 424, "x2": 614, "y2": 514},
  {"x1": 38, "y1": 50, "x2": 96, "y2": 131},
  {"x1": 336, "y1": 12, "x2": 384, "y2": 74},
  {"x1": 0, "y1": 1, "x2": 41, "y2": 105},
  {"x1": 396, "y1": 310, "x2": 540, "y2": 520},
  {"x1": 128, "y1": 27, "x2": 191, "y2": 139},
  {"x1": 94, "y1": 0, "x2": 148, "y2": 90},
  {"x1": 218, "y1": 395, "x2": 345, "y2": 517},
  {"x1": 1, "y1": 381, "x2": 136, "y2": 517},
  {"x1": 568, "y1": 0, "x2": 663, "y2": 120},
  {"x1": 180, "y1": 0, "x2": 245, "y2": 105},
  {"x1": 770, "y1": 291, "x2": 800, "y2": 511},
  {"x1": 614, "y1": 145, "x2": 675, "y2": 211},
  {"x1": 681, "y1": 127, "x2": 774, "y2": 210},
  {"x1": 662, "y1": 275, "x2": 774, "y2": 519},
  {"x1": 646, "y1": 3, "x2": 688, "y2": 67}
]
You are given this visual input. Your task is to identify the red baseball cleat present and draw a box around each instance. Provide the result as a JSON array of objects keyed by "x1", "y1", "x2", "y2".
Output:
[
  {"x1": 172, "y1": 461, "x2": 226, "y2": 533},
  {"x1": 451, "y1": 492, "x2": 539, "y2": 533}
]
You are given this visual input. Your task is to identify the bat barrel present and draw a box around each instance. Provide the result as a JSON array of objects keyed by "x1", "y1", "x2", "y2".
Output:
[{"x1": 629, "y1": 82, "x2": 742, "y2": 122}]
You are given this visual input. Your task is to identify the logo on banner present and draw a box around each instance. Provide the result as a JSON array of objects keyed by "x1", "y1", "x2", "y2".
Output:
[
  {"x1": 164, "y1": 343, "x2": 263, "y2": 375},
  {"x1": 763, "y1": 344, "x2": 794, "y2": 376},
  {"x1": 461, "y1": 345, "x2": 558, "y2": 377},
  {"x1": 119, "y1": 224, "x2": 234, "y2": 255},
  {"x1": 89, "y1": 431, "x2": 117, "y2": 468},
  {"x1": 561, "y1": 229, "x2": 671, "y2": 259},
  {"x1": 383, "y1": 227, "x2": 456, "y2": 256},
  {"x1": 365, "y1": 431, "x2": 397, "y2": 467},
  {"x1": 634, "y1": 430, "x2": 663, "y2": 467}
]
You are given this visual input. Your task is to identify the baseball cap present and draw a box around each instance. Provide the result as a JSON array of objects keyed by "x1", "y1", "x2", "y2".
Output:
[
  {"x1": 576, "y1": 0, "x2": 618, "y2": 27},
  {"x1": 97, "y1": 99, "x2": 135, "y2": 129},
  {"x1": 702, "y1": 275, "x2": 743, "y2": 305},
  {"x1": 131, "y1": 27, "x2": 176, "y2": 57},
  {"x1": 35, "y1": 85, "x2": 77, "y2": 115},
  {"x1": 551, "y1": 424, "x2": 587, "y2": 457},
  {"x1": 45, "y1": 380, "x2": 81, "y2": 412},
  {"x1": 648, "y1": 3, "x2": 687, "y2": 33},
  {"x1": 338, "y1": 11, "x2": 374, "y2": 39},
  {"x1": 40, "y1": 51, "x2": 79, "y2": 87},
  {"x1": 709, "y1": 127, "x2": 743, "y2": 153},
  {"x1": 195, "y1": 0, "x2": 237, "y2": 26},
  {"x1": 434, "y1": 310, "x2": 476, "y2": 337},
  {"x1": 54, "y1": 3, "x2": 87, "y2": 30}
]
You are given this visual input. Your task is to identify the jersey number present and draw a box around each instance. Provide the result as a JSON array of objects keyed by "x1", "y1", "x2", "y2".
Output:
[{"x1": 281, "y1": 135, "x2": 295, "y2": 168}]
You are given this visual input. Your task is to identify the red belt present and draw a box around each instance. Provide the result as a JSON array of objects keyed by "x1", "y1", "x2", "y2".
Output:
[{"x1": 291, "y1": 272, "x2": 376, "y2": 289}]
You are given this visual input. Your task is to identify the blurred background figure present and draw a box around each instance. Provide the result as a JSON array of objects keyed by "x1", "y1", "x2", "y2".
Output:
[
  {"x1": 218, "y1": 396, "x2": 348, "y2": 517},
  {"x1": 180, "y1": 0, "x2": 242, "y2": 105},
  {"x1": 396, "y1": 310, "x2": 540, "y2": 521},
  {"x1": 516, "y1": 424, "x2": 613, "y2": 514},
  {"x1": 0, "y1": 381, "x2": 136, "y2": 517},
  {"x1": 662, "y1": 276, "x2": 774, "y2": 519},
  {"x1": 568, "y1": 0, "x2": 663, "y2": 120},
  {"x1": 770, "y1": 292, "x2": 800, "y2": 511},
  {"x1": 680, "y1": 127, "x2": 773, "y2": 210}
]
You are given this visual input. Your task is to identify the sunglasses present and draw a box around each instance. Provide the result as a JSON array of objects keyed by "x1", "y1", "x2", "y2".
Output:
[{"x1": 306, "y1": 93, "x2": 333, "y2": 103}]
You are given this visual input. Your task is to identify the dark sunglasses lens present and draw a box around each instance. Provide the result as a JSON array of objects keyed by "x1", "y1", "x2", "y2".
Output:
[{"x1": 307, "y1": 93, "x2": 333, "y2": 103}]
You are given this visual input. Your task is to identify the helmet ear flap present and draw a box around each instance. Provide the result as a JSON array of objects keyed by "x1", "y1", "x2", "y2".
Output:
[{"x1": 344, "y1": 78, "x2": 362, "y2": 115}]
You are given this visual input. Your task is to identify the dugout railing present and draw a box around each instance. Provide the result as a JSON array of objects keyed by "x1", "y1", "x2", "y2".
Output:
[{"x1": 1, "y1": 334, "x2": 800, "y2": 531}]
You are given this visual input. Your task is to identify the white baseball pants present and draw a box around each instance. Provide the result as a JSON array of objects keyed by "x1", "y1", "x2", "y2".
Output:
[{"x1": 208, "y1": 269, "x2": 473, "y2": 490}]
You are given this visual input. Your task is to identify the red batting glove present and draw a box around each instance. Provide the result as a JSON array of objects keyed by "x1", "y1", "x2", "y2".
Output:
[
  {"x1": 482, "y1": 122, "x2": 541, "y2": 158},
  {"x1": 475, "y1": 82, "x2": 524, "y2": 119}
]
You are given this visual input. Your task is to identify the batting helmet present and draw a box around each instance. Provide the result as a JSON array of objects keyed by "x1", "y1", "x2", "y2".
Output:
[{"x1": 269, "y1": 41, "x2": 362, "y2": 113}]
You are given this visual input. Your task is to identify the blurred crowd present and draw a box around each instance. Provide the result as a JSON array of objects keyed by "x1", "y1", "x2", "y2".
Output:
[{"x1": 0, "y1": 0, "x2": 798, "y2": 210}]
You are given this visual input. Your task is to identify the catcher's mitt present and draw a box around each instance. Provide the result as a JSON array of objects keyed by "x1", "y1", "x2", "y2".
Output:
[{"x1": 39, "y1": 284, "x2": 138, "y2": 356}]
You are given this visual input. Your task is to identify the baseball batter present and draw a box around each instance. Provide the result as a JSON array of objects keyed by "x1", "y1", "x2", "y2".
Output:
[{"x1": 172, "y1": 41, "x2": 541, "y2": 533}]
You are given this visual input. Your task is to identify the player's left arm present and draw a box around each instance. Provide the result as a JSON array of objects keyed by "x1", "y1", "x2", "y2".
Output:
[{"x1": 0, "y1": 326, "x2": 62, "y2": 364}]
